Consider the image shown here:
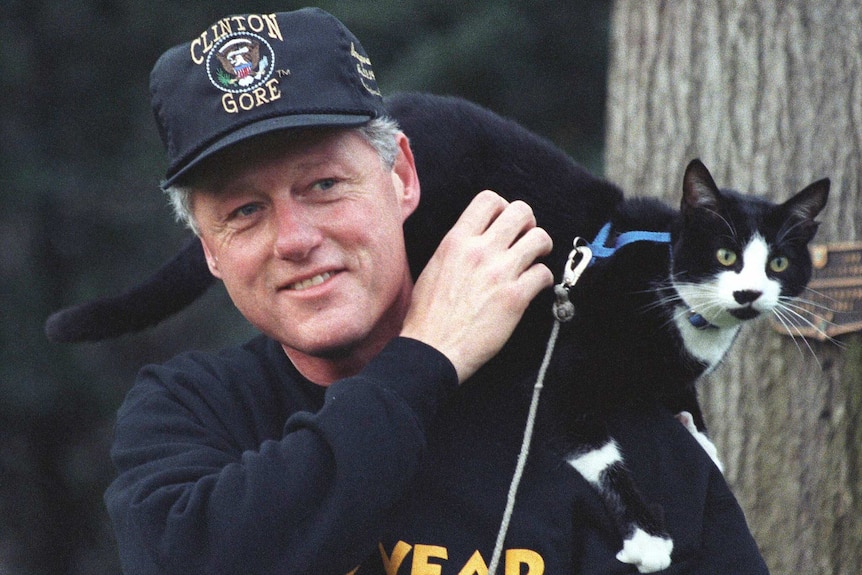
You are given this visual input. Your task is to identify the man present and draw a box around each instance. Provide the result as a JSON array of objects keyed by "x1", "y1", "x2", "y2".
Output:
[{"x1": 106, "y1": 8, "x2": 769, "y2": 574}]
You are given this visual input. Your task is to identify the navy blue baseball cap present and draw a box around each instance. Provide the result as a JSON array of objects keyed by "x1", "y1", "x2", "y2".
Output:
[{"x1": 151, "y1": 8, "x2": 388, "y2": 188}]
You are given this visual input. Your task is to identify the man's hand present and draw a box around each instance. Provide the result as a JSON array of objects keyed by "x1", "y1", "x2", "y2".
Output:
[{"x1": 401, "y1": 190, "x2": 554, "y2": 383}]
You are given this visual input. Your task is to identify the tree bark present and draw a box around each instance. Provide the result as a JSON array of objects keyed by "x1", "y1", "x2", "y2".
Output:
[{"x1": 604, "y1": 2, "x2": 862, "y2": 574}]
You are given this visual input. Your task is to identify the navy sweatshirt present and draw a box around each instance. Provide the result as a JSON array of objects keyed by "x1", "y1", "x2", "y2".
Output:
[{"x1": 105, "y1": 334, "x2": 769, "y2": 574}]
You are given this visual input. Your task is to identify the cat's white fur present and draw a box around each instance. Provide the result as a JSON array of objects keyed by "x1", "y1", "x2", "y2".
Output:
[
  {"x1": 673, "y1": 314, "x2": 740, "y2": 371},
  {"x1": 616, "y1": 527, "x2": 674, "y2": 573},
  {"x1": 567, "y1": 441, "x2": 674, "y2": 573},
  {"x1": 719, "y1": 238, "x2": 781, "y2": 310},
  {"x1": 673, "y1": 235, "x2": 779, "y2": 371},
  {"x1": 566, "y1": 440, "x2": 622, "y2": 484},
  {"x1": 676, "y1": 410, "x2": 724, "y2": 472}
]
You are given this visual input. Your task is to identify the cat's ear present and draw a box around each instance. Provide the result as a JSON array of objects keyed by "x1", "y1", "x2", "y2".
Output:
[
  {"x1": 783, "y1": 178, "x2": 830, "y2": 223},
  {"x1": 681, "y1": 159, "x2": 721, "y2": 215}
]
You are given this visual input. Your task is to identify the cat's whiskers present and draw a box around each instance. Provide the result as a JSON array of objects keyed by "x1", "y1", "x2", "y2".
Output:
[
  {"x1": 781, "y1": 286, "x2": 843, "y2": 329},
  {"x1": 800, "y1": 285, "x2": 843, "y2": 309},
  {"x1": 774, "y1": 297, "x2": 844, "y2": 347},
  {"x1": 658, "y1": 276, "x2": 839, "y2": 364},
  {"x1": 781, "y1": 295, "x2": 841, "y2": 323},
  {"x1": 768, "y1": 306, "x2": 821, "y2": 365},
  {"x1": 644, "y1": 281, "x2": 690, "y2": 326},
  {"x1": 667, "y1": 280, "x2": 730, "y2": 325}
]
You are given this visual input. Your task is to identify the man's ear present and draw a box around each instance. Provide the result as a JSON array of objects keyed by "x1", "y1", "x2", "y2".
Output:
[
  {"x1": 391, "y1": 132, "x2": 421, "y2": 221},
  {"x1": 199, "y1": 237, "x2": 223, "y2": 279}
]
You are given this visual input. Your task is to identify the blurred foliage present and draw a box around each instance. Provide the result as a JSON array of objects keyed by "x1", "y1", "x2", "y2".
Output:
[{"x1": 0, "y1": 0, "x2": 610, "y2": 572}]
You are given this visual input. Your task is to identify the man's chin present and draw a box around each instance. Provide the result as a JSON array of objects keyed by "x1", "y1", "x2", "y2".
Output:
[
  {"x1": 279, "y1": 329, "x2": 371, "y2": 361},
  {"x1": 279, "y1": 337, "x2": 357, "y2": 360},
  {"x1": 313, "y1": 343, "x2": 355, "y2": 360}
]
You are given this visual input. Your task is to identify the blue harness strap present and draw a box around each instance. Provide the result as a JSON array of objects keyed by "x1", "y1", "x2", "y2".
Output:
[
  {"x1": 586, "y1": 222, "x2": 716, "y2": 329},
  {"x1": 587, "y1": 221, "x2": 671, "y2": 264}
]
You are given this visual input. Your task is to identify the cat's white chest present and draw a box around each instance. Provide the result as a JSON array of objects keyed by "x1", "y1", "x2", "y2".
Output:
[{"x1": 674, "y1": 309, "x2": 740, "y2": 371}]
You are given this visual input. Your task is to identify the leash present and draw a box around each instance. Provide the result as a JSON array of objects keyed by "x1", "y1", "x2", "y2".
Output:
[{"x1": 487, "y1": 239, "x2": 592, "y2": 575}]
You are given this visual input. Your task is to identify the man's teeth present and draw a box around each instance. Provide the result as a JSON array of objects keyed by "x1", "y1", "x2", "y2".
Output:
[{"x1": 290, "y1": 272, "x2": 333, "y2": 291}]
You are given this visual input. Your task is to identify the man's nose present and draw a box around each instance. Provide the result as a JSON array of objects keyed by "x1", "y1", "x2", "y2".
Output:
[{"x1": 273, "y1": 202, "x2": 322, "y2": 261}]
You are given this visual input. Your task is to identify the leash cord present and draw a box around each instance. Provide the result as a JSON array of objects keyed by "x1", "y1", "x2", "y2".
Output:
[
  {"x1": 486, "y1": 242, "x2": 590, "y2": 574},
  {"x1": 486, "y1": 317, "x2": 561, "y2": 574}
]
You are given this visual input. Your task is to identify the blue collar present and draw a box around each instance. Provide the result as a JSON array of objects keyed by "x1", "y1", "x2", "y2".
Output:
[
  {"x1": 586, "y1": 221, "x2": 671, "y2": 263},
  {"x1": 687, "y1": 311, "x2": 718, "y2": 330}
]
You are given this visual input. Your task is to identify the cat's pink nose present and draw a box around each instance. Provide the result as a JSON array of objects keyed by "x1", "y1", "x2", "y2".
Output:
[{"x1": 733, "y1": 290, "x2": 762, "y2": 304}]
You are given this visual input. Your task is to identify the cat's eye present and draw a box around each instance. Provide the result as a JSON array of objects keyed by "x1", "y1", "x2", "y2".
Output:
[
  {"x1": 769, "y1": 256, "x2": 789, "y2": 273},
  {"x1": 716, "y1": 248, "x2": 737, "y2": 266}
]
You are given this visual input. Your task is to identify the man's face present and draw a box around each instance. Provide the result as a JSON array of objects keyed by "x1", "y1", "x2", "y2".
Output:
[{"x1": 191, "y1": 128, "x2": 420, "y2": 372}]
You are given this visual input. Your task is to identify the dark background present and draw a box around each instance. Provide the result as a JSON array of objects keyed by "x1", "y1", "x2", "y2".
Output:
[{"x1": 0, "y1": 1, "x2": 611, "y2": 573}]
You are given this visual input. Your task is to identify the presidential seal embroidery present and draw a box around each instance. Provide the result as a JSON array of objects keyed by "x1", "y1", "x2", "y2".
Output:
[{"x1": 206, "y1": 32, "x2": 275, "y2": 93}]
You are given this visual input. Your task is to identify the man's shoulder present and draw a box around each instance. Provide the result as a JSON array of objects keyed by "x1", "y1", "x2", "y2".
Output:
[
  {"x1": 154, "y1": 333, "x2": 286, "y2": 383},
  {"x1": 128, "y1": 334, "x2": 323, "y2": 420}
]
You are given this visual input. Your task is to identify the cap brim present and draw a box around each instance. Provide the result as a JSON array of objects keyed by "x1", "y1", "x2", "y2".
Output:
[{"x1": 162, "y1": 113, "x2": 374, "y2": 188}]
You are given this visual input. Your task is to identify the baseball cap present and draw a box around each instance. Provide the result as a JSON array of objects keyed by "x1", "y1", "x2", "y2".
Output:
[{"x1": 150, "y1": 8, "x2": 387, "y2": 188}]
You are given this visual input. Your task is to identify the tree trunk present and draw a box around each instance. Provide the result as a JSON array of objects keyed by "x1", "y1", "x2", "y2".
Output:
[{"x1": 604, "y1": 2, "x2": 862, "y2": 574}]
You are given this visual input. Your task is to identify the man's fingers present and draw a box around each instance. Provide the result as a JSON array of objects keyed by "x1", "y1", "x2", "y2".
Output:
[
  {"x1": 483, "y1": 199, "x2": 538, "y2": 247},
  {"x1": 455, "y1": 192, "x2": 552, "y2": 286},
  {"x1": 449, "y1": 193, "x2": 544, "y2": 256},
  {"x1": 450, "y1": 190, "x2": 510, "y2": 236},
  {"x1": 511, "y1": 225, "x2": 554, "y2": 270},
  {"x1": 402, "y1": 189, "x2": 554, "y2": 383},
  {"x1": 518, "y1": 262, "x2": 555, "y2": 299}
]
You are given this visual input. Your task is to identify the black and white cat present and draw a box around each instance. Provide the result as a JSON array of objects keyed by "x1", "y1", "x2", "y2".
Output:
[
  {"x1": 537, "y1": 157, "x2": 828, "y2": 572},
  {"x1": 387, "y1": 96, "x2": 826, "y2": 571},
  {"x1": 45, "y1": 92, "x2": 829, "y2": 573}
]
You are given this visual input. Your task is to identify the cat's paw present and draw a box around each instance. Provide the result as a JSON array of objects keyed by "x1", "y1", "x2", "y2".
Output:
[
  {"x1": 675, "y1": 411, "x2": 725, "y2": 473},
  {"x1": 616, "y1": 528, "x2": 673, "y2": 573},
  {"x1": 675, "y1": 410, "x2": 697, "y2": 433}
]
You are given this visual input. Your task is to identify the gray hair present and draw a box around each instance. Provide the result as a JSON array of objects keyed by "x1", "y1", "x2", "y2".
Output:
[{"x1": 164, "y1": 115, "x2": 402, "y2": 234}]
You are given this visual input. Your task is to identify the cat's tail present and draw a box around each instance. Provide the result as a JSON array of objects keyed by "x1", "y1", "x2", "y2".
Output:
[{"x1": 44, "y1": 237, "x2": 214, "y2": 343}]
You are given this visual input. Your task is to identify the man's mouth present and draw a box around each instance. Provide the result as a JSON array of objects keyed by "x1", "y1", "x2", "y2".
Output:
[{"x1": 288, "y1": 272, "x2": 334, "y2": 291}]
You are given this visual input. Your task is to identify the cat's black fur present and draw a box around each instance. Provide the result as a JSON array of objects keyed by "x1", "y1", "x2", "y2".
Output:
[
  {"x1": 45, "y1": 92, "x2": 829, "y2": 571},
  {"x1": 533, "y1": 155, "x2": 827, "y2": 570}
]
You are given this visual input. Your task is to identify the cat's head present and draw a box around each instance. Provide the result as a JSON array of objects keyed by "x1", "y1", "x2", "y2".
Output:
[{"x1": 670, "y1": 159, "x2": 829, "y2": 329}]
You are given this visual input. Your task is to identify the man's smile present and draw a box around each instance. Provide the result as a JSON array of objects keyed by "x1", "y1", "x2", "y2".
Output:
[{"x1": 286, "y1": 271, "x2": 337, "y2": 291}]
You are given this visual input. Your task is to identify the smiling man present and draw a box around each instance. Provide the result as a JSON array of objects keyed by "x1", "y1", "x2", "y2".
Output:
[
  {"x1": 188, "y1": 128, "x2": 423, "y2": 383},
  {"x1": 105, "y1": 8, "x2": 555, "y2": 574}
]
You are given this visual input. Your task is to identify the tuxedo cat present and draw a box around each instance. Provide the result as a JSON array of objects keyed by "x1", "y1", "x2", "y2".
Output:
[
  {"x1": 390, "y1": 97, "x2": 824, "y2": 573},
  {"x1": 538, "y1": 157, "x2": 828, "y2": 571},
  {"x1": 45, "y1": 92, "x2": 829, "y2": 573}
]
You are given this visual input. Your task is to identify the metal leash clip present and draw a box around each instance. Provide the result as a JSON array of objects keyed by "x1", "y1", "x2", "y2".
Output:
[
  {"x1": 553, "y1": 238, "x2": 592, "y2": 323},
  {"x1": 562, "y1": 238, "x2": 592, "y2": 289}
]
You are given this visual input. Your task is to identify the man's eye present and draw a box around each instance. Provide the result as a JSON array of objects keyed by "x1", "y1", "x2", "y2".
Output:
[
  {"x1": 315, "y1": 178, "x2": 337, "y2": 192},
  {"x1": 233, "y1": 203, "x2": 261, "y2": 218}
]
